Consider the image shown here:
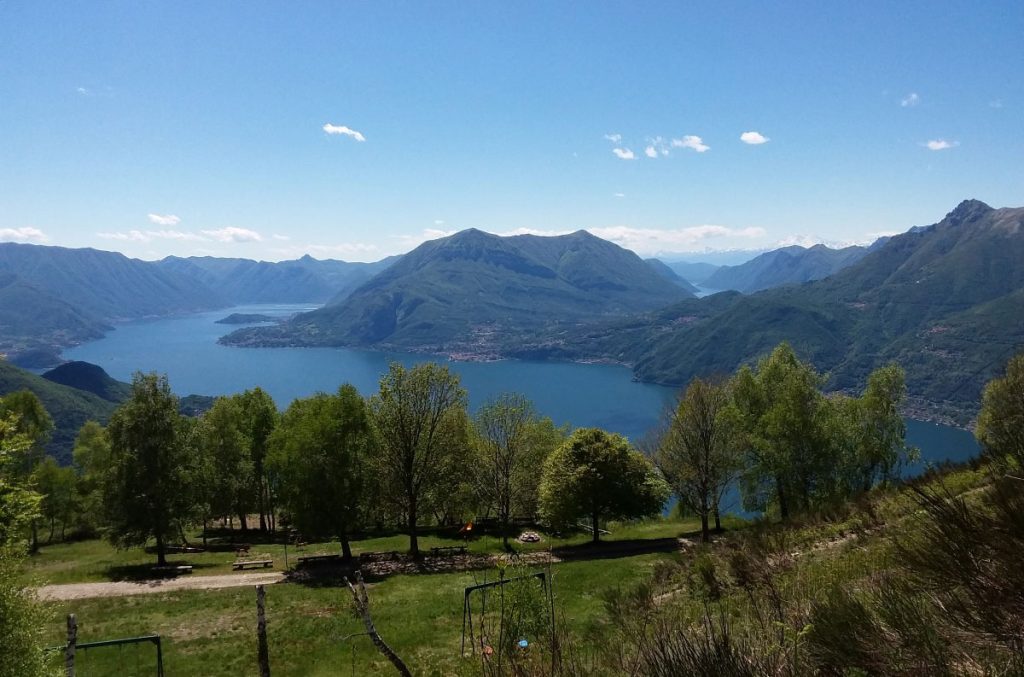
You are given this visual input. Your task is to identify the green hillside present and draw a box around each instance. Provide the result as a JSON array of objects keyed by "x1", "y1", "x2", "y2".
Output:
[
  {"x1": 703, "y1": 243, "x2": 869, "y2": 293},
  {"x1": 0, "y1": 359, "x2": 118, "y2": 464},
  {"x1": 41, "y1": 361, "x2": 133, "y2": 403},
  {"x1": 543, "y1": 200, "x2": 1024, "y2": 423},
  {"x1": 0, "y1": 243, "x2": 224, "y2": 319},
  {"x1": 159, "y1": 254, "x2": 397, "y2": 304},
  {"x1": 222, "y1": 229, "x2": 691, "y2": 353},
  {"x1": 644, "y1": 258, "x2": 701, "y2": 293},
  {"x1": 0, "y1": 274, "x2": 109, "y2": 366}
]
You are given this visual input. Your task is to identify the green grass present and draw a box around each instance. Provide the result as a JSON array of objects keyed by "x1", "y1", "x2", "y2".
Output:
[
  {"x1": 25, "y1": 516, "x2": 708, "y2": 586},
  {"x1": 41, "y1": 553, "x2": 675, "y2": 676}
]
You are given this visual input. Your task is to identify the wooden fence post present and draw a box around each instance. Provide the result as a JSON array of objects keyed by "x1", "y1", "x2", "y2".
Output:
[
  {"x1": 256, "y1": 585, "x2": 271, "y2": 677},
  {"x1": 65, "y1": 613, "x2": 77, "y2": 677}
]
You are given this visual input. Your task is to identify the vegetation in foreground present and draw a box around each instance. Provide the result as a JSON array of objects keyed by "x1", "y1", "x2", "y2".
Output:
[{"x1": 3, "y1": 348, "x2": 1023, "y2": 675}]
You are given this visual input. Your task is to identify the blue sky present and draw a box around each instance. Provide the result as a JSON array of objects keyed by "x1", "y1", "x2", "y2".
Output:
[{"x1": 1, "y1": 1, "x2": 1021, "y2": 262}]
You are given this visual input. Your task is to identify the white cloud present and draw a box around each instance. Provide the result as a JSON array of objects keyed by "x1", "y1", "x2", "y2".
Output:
[
  {"x1": 97, "y1": 229, "x2": 208, "y2": 243},
  {"x1": 272, "y1": 234, "x2": 291, "y2": 241},
  {"x1": 147, "y1": 213, "x2": 181, "y2": 226},
  {"x1": 644, "y1": 146, "x2": 658, "y2": 159},
  {"x1": 305, "y1": 242, "x2": 380, "y2": 256},
  {"x1": 613, "y1": 192, "x2": 626, "y2": 198},
  {"x1": 901, "y1": 92, "x2": 920, "y2": 107},
  {"x1": 671, "y1": 135, "x2": 710, "y2": 153},
  {"x1": 97, "y1": 230, "x2": 151, "y2": 242},
  {"x1": 392, "y1": 227, "x2": 457, "y2": 252},
  {"x1": 434, "y1": 219, "x2": 445, "y2": 226},
  {"x1": 322, "y1": 123, "x2": 366, "y2": 142},
  {"x1": 923, "y1": 139, "x2": 958, "y2": 151},
  {"x1": 0, "y1": 226, "x2": 48, "y2": 243},
  {"x1": 989, "y1": 99, "x2": 1003, "y2": 109},
  {"x1": 200, "y1": 227, "x2": 263, "y2": 243},
  {"x1": 76, "y1": 87, "x2": 89, "y2": 96},
  {"x1": 152, "y1": 230, "x2": 206, "y2": 241},
  {"x1": 603, "y1": 133, "x2": 622, "y2": 143},
  {"x1": 740, "y1": 131, "x2": 769, "y2": 145},
  {"x1": 586, "y1": 224, "x2": 767, "y2": 256},
  {"x1": 612, "y1": 147, "x2": 635, "y2": 160}
]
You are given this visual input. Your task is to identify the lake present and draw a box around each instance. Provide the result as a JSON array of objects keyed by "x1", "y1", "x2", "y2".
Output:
[{"x1": 66, "y1": 304, "x2": 980, "y2": 471}]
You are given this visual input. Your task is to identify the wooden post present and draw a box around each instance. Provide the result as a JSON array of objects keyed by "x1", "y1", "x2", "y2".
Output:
[
  {"x1": 256, "y1": 585, "x2": 271, "y2": 677},
  {"x1": 65, "y1": 613, "x2": 76, "y2": 677}
]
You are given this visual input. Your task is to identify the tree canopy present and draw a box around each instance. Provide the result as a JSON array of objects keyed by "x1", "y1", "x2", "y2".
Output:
[
  {"x1": 657, "y1": 377, "x2": 739, "y2": 542},
  {"x1": 269, "y1": 385, "x2": 374, "y2": 559},
  {"x1": 539, "y1": 428, "x2": 668, "y2": 543},
  {"x1": 102, "y1": 372, "x2": 194, "y2": 566},
  {"x1": 370, "y1": 362, "x2": 469, "y2": 556},
  {"x1": 976, "y1": 352, "x2": 1024, "y2": 469}
]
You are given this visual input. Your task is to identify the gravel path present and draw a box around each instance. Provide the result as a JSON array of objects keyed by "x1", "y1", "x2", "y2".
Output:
[{"x1": 37, "y1": 571, "x2": 286, "y2": 601}]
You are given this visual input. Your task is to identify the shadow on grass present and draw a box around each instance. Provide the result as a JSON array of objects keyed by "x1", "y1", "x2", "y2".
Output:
[{"x1": 104, "y1": 561, "x2": 220, "y2": 582}]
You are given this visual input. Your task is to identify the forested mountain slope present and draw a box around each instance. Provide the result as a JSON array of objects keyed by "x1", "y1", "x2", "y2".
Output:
[
  {"x1": 702, "y1": 243, "x2": 869, "y2": 293},
  {"x1": 222, "y1": 229, "x2": 691, "y2": 351},
  {"x1": 159, "y1": 254, "x2": 397, "y2": 304},
  {"x1": 543, "y1": 200, "x2": 1024, "y2": 423}
]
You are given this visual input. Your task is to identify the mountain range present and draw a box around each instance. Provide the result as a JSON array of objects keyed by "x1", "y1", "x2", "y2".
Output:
[
  {"x1": 0, "y1": 244, "x2": 398, "y2": 366},
  {"x1": 221, "y1": 228, "x2": 692, "y2": 353},
  {"x1": 701, "y1": 244, "x2": 870, "y2": 293},
  {"x1": 157, "y1": 254, "x2": 397, "y2": 304},
  {"x1": 532, "y1": 200, "x2": 1023, "y2": 423}
]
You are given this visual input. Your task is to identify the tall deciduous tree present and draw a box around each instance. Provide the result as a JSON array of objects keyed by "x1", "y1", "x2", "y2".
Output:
[
  {"x1": 729, "y1": 343, "x2": 832, "y2": 519},
  {"x1": 0, "y1": 408, "x2": 49, "y2": 677},
  {"x1": 657, "y1": 378, "x2": 739, "y2": 542},
  {"x1": 103, "y1": 373, "x2": 194, "y2": 566},
  {"x1": 72, "y1": 421, "x2": 111, "y2": 536},
  {"x1": 235, "y1": 388, "x2": 277, "y2": 532},
  {"x1": 269, "y1": 385, "x2": 373, "y2": 560},
  {"x1": 370, "y1": 362, "x2": 469, "y2": 557},
  {"x1": 976, "y1": 352, "x2": 1024, "y2": 469},
  {"x1": 539, "y1": 428, "x2": 669, "y2": 543},
  {"x1": 473, "y1": 393, "x2": 562, "y2": 548},
  {"x1": 31, "y1": 457, "x2": 77, "y2": 542},
  {"x1": 193, "y1": 396, "x2": 253, "y2": 535},
  {"x1": 0, "y1": 391, "x2": 53, "y2": 551},
  {"x1": 843, "y1": 364, "x2": 916, "y2": 492}
]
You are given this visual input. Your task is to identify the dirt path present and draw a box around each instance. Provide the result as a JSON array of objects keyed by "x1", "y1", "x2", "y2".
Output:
[{"x1": 37, "y1": 571, "x2": 286, "y2": 602}]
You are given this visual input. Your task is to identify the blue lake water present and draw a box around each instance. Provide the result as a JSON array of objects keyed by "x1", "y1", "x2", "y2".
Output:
[{"x1": 66, "y1": 304, "x2": 980, "y2": 471}]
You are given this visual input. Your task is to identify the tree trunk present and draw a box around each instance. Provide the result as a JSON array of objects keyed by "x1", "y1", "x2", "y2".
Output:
[
  {"x1": 156, "y1": 533, "x2": 167, "y2": 566},
  {"x1": 340, "y1": 533, "x2": 353, "y2": 561},
  {"x1": 258, "y1": 476, "x2": 268, "y2": 533},
  {"x1": 202, "y1": 519, "x2": 208, "y2": 548},
  {"x1": 592, "y1": 511, "x2": 600, "y2": 544},
  {"x1": 49, "y1": 517, "x2": 55, "y2": 543},
  {"x1": 408, "y1": 500, "x2": 419, "y2": 557},
  {"x1": 714, "y1": 506, "x2": 722, "y2": 532},
  {"x1": 776, "y1": 477, "x2": 790, "y2": 521},
  {"x1": 700, "y1": 512, "x2": 710, "y2": 543},
  {"x1": 239, "y1": 511, "x2": 249, "y2": 532},
  {"x1": 30, "y1": 521, "x2": 38, "y2": 553}
]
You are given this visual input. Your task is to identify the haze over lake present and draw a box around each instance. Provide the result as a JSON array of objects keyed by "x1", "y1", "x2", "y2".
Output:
[{"x1": 66, "y1": 304, "x2": 979, "y2": 471}]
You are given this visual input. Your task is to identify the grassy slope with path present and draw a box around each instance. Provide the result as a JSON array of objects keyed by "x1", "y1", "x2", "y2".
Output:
[{"x1": 31, "y1": 518, "x2": 706, "y2": 675}]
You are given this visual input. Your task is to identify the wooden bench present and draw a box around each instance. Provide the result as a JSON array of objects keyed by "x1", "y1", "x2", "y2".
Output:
[
  {"x1": 232, "y1": 559, "x2": 273, "y2": 570},
  {"x1": 152, "y1": 565, "x2": 193, "y2": 574},
  {"x1": 234, "y1": 544, "x2": 252, "y2": 557},
  {"x1": 430, "y1": 545, "x2": 467, "y2": 558},
  {"x1": 296, "y1": 553, "x2": 341, "y2": 566}
]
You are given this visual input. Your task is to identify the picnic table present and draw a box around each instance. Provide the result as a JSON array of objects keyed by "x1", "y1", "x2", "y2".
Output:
[
  {"x1": 430, "y1": 545, "x2": 467, "y2": 558},
  {"x1": 296, "y1": 553, "x2": 341, "y2": 566},
  {"x1": 232, "y1": 559, "x2": 273, "y2": 570}
]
